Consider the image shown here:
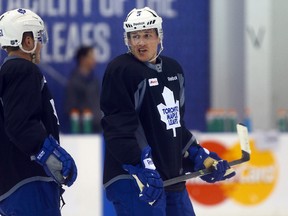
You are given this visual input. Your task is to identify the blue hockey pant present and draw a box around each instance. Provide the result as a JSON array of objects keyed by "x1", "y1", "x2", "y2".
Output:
[
  {"x1": 106, "y1": 179, "x2": 196, "y2": 216},
  {"x1": 0, "y1": 181, "x2": 61, "y2": 216}
]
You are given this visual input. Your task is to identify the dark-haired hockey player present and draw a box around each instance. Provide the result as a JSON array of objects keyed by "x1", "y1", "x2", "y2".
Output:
[
  {"x1": 0, "y1": 8, "x2": 77, "y2": 216},
  {"x1": 101, "y1": 7, "x2": 235, "y2": 216}
]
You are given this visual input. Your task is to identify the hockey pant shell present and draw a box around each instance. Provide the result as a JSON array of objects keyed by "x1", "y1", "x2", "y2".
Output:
[
  {"x1": 106, "y1": 179, "x2": 196, "y2": 216},
  {"x1": 0, "y1": 181, "x2": 61, "y2": 216}
]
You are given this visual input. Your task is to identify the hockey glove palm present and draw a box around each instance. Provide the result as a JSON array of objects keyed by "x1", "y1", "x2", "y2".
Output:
[
  {"x1": 123, "y1": 146, "x2": 164, "y2": 206},
  {"x1": 187, "y1": 145, "x2": 235, "y2": 183},
  {"x1": 34, "y1": 135, "x2": 77, "y2": 186}
]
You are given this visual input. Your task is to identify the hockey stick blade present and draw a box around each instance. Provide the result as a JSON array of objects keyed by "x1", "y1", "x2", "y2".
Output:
[{"x1": 163, "y1": 123, "x2": 251, "y2": 187}]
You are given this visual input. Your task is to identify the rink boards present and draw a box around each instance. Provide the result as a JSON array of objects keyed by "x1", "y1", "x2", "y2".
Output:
[{"x1": 60, "y1": 133, "x2": 288, "y2": 216}]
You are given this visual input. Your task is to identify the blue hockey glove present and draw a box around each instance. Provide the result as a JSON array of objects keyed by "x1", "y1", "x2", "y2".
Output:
[
  {"x1": 34, "y1": 135, "x2": 77, "y2": 187},
  {"x1": 187, "y1": 145, "x2": 235, "y2": 183},
  {"x1": 123, "y1": 146, "x2": 164, "y2": 206}
]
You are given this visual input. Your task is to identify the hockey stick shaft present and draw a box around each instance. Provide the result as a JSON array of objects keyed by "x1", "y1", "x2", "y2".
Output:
[{"x1": 163, "y1": 123, "x2": 251, "y2": 187}]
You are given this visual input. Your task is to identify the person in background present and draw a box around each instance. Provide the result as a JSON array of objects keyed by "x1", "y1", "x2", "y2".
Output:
[
  {"x1": 0, "y1": 8, "x2": 77, "y2": 216},
  {"x1": 65, "y1": 45, "x2": 102, "y2": 133}
]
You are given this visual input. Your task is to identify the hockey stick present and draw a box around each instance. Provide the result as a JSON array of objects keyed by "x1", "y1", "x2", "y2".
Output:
[{"x1": 163, "y1": 123, "x2": 251, "y2": 187}]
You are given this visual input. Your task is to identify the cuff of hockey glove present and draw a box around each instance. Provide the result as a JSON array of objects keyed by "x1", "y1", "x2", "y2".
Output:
[
  {"x1": 34, "y1": 135, "x2": 78, "y2": 187},
  {"x1": 187, "y1": 145, "x2": 210, "y2": 171},
  {"x1": 123, "y1": 164, "x2": 164, "y2": 203},
  {"x1": 35, "y1": 135, "x2": 59, "y2": 165},
  {"x1": 34, "y1": 136, "x2": 64, "y2": 184},
  {"x1": 141, "y1": 146, "x2": 156, "y2": 170},
  {"x1": 208, "y1": 151, "x2": 221, "y2": 161},
  {"x1": 200, "y1": 152, "x2": 236, "y2": 183},
  {"x1": 123, "y1": 146, "x2": 163, "y2": 204}
]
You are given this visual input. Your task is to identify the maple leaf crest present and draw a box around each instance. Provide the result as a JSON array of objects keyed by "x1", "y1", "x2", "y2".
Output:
[{"x1": 157, "y1": 87, "x2": 181, "y2": 137}]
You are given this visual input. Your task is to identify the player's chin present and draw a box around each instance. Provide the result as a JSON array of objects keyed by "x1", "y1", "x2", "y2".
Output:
[{"x1": 134, "y1": 54, "x2": 151, "y2": 62}]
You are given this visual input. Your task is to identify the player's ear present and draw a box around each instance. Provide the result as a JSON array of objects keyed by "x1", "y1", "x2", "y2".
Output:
[{"x1": 22, "y1": 32, "x2": 34, "y2": 50}]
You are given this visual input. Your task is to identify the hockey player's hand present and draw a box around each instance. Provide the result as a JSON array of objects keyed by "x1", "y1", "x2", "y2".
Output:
[
  {"x1": 187, "y1": 145, "x2": 235, "y2": 183},
  {"x1": 123, "y1": 146, "x2": 164, "y2": 206},
  {"x1": 34, "y1": 135, "x2": 77, "y2": 187}
]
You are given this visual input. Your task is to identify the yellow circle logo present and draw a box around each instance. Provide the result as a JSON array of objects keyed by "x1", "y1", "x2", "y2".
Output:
[
  {"x1": 228, "y1": 140, "x2": 278, "y2": 205},
  {"x1": 186, "y1": 139, "x2": 278, "y2": 206}
]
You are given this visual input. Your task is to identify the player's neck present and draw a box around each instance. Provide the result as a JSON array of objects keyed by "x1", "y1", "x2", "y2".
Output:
[{"x1": 9, "y1": 50, "x2": 32, "y2": 62}]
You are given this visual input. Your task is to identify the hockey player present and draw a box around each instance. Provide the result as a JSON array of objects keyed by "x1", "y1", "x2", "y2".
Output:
[
  {"x1": 0, "y1": 8, "x2": 77, "y2": 216},
  {"x1": 101, "y1": 7, "x2": 235, "y2": 216}
]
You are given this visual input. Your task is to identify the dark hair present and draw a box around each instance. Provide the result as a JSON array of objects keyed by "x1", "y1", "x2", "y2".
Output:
[{"x1": 75, "y1": 45, "x2": 94, "y2": 65}]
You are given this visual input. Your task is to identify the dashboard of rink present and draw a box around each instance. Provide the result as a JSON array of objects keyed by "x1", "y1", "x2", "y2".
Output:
[{"x1": 60, "y1": 133, "x2": 288, "y2": 216}]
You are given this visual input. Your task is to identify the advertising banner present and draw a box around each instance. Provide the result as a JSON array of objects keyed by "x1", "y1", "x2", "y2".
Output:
[{"x1": 0, "y1": 0, "x2": 210, "y2": 131}]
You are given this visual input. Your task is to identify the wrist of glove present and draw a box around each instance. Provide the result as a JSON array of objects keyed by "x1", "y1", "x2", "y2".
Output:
[
  {"x1": 187, "y1": 145, "x2": 236, "y2": 183},
  {"x1": 123, "y1": 146, "x2": 164, "y2": 206},
  {"x1": 33, "y1": 135, "x2": 77, "y2": 187}
]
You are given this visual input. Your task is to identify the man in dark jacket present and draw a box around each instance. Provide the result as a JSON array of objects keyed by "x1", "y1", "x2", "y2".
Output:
[{"x1": 65, "y1": 45, "x2": 101, "y2": 133}]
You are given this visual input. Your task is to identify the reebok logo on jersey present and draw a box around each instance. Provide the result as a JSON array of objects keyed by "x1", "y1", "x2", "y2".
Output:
[
  {"x1": 149, "y1": 78, "x2": 159, "y2": 86},
  {"x1": 0, "y1": 29, "x2": 3, "y2": 37},
  {"x1": 167, "y1": 76, "x2": 178, "y2": 81}
]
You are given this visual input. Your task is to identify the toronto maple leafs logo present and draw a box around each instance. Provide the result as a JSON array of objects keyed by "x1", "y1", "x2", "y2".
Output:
[
  {"x1": 157, "y1": 87, "x2": 181, "y2": 137},
  {"x1": 17, "y1": 9, "x2": 26, "y2": 14}
]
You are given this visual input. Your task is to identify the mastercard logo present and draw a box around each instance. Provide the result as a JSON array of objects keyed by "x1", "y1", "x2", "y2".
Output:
[{"x1": 186, "y1": 139, "x2": 278, "y2": 206}]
